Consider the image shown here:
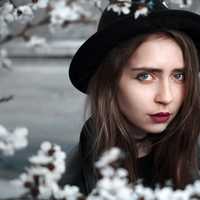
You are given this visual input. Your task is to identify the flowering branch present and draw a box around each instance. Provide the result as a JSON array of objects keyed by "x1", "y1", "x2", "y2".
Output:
[
  {"x1": 1, "y1": 145, "x2": 200, "y2": 200},
  {"x1": 0, "y1": 0, "x2": 98, "y2": 45},
  {"x1": 12, "y1": 141, "x2": 70, "y2": 199}
]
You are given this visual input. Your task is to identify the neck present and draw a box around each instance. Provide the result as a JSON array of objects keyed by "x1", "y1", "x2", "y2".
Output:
[
  {"x1": 128, "y1": 122, "x2": 148, "y2": 140},
  {"x1": 130, "y1": 125, "x2": 152, "y2": 158},
  {"x1": 136, "y1": 139, "x2": 152, "y2": 158}
]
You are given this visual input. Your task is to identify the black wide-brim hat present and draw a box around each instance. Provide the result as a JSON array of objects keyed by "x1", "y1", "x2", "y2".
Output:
[{"x1": 69, "y1": 0, "x2": 200, "y2": 94}]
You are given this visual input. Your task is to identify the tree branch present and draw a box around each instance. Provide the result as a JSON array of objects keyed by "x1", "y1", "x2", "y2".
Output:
[
  {"x1": 0, "y1": 15, "x2": 50, "y2": 46},
  {"x1": 0, "y1": 95, "x2": 14, "y2": 103},
  {"x1": 9, "y1": 0, "x2": 17, "y2": 8},
  {"x1": 0, "y1": 15, "x2": 96, "y2": 46}
]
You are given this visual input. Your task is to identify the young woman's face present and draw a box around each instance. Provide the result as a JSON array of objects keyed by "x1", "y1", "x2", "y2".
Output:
[{"x1": 117, "y1": 35, "x2": 185, "y2": 134}]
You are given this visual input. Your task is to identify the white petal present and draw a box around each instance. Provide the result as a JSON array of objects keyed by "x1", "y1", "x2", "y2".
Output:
[
  {"x1": 13, "y1": 127, "x2": 28, "y2": 137},
  {"x1": 41, "y1": 141, "x2": 52, "y2": 151},
  {"x1": 122, "y1": 7, "x2": 130, "y2": 15},
  {"x1": 0, "y1": 124, "x2": 8, "y2": 137}
]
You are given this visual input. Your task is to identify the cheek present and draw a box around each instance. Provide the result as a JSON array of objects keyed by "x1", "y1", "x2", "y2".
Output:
[
  {"x1": 174, "y1": 85, "x2": 185, "y2": 105},
  {"x1": 118, "y1": 85, "x2": 154, "y2": 113}
]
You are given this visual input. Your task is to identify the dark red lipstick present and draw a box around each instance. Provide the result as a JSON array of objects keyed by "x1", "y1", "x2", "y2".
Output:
[{"x1": 149, "y1": 112, "x2": 171, "y2": 123}]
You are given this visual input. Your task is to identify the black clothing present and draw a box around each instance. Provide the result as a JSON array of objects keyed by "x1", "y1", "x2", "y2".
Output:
[
  {"x1": 59, "y1": 118, "x2": 200, "y2": 195},
  {"x1": 59, "y1": 118, "x2": 97, "y2": 194},
  {"x1": 137, "y1": 149, "x2": 155, "y2": 187}
]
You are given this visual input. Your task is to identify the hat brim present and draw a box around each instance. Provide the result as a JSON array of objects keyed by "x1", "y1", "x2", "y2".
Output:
[{"x1": 69, "y1": 9, "x2": 200, "y2": 94}]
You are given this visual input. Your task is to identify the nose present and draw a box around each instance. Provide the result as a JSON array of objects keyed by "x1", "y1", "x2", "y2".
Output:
[{"x1": 154, "y1": 79, "x2": 173, "y2": 105}]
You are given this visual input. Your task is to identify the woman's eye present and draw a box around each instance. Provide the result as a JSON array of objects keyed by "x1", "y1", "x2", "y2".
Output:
[
  {"x1": 135, "y1": 72, "x2": 153, "y2": 81},
  {"x1": 174, "y1": 73, "x2": 185, "y2": 81}
]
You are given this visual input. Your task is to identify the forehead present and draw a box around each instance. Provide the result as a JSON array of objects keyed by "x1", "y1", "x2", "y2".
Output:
[
  {"x1": 145, "y1": 32, "x2": 172, "y2": 41},
  {"x1": 126, "y1": 34, "x2": 185, "y2": 71}
]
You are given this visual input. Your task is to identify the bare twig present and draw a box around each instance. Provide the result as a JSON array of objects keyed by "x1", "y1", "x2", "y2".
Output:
[
  {"x1": 67, "y1": 0, "x2": 77, "y2": 5},
  {"x1": 1, "y1": 63, "x2": 12, "y2": 71},
  {"x1": 0, "y1": 95, "x2": 14, "y2": 103},
  {"x1": 9, "y1": 0, "x2": 17, "y2": 8},
  {"x1": 62, "y1": 17, "x2": 96, "y2": 27}
]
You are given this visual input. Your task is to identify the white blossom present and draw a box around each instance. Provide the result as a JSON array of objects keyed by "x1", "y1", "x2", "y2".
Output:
[
  {"x1": 38, "y1": 179, "x2": 59, "y2": 199},
  {"x1": 38, "y1": 184, "x2": 53, "y2": 199},
  {"x1": 100, "y1": 166, "x2": 115, "y2": 178},
  {"x1": 162, "y1": 0, "x2": 169, "y2": 8},
  {"x1": 54, "y1": 150, "x2": 66, "y2": 161},
  {"x1": 27, "y1": 166, "x2": 50, "y2": 176},
  {"x1": 1, "y1": 2, "x2": 15, "y2": 23},
  {"x1": 71, "y1": 2, "x2": 91, "y2": 18},
  {"x1": 20, "y1": 172, "x2": 33, "y2": 183},
  {"x1": 54, "y1": 144, "x2": 61, "y2": 152},
  {"x1": 10, "y1": 145, "x2": 200, "y2": 200},
  {"x1": 12, "y1": 141, "x2": 67, "y2": 199},
  {"x1": 95, "y1": 147, "x2": 122, "y2": 168},
  {"x1": 0, "y1": 125, "x2": 28, "y2": 156},
  {"x1": 0, "y1": 48, "x2": 12, "y2": 69},
  {"x1": 0, "y1": 124, "x2": 8, "y2": 137},
  {"x1": 0, "y1": 17, "x2": 10, "y2": 40},
  {"x1": 11, "y1": 127, "x2": 29, "y2": 149},
  {"x1": 32, "y1": 0, "x2": 49, "y2": 9},
  {"x1": 154, "y1": 187, "x2": 174, "y2": 200},
  {"x1": 173, "y1": 189, "x2": 190, "y2": 200},
  {"x1": 94, "y1": 0, "x2": 102, "y2": 9},
  {"x1": 50, "y1": 0, "x2": 80, "y2": 26},
  {"x1": 89, "y1": 147, "x2": 134, "y2": 200},
  {"x1": 94, "y1": 175, "x2": 133, "y2": 200},
  {"x1": 14, "y1": 5, "x2": 34, "y2": 23},
  {"x1": 116, "y1": 168, "x2": 128, "y2": 178},
  {"x1": 41, "y1": 141, "x2": 52, "y2": 151},
  {"x1": 0, "y1": 142, "x2": 14, "y2": 155},
  {"x1": 1, "y1": 2, "x2": 14, "y2": 14},
  {"x1": 134, "y1": 7, "x2": 149, "y2": 19},
  {"x1": 188, "y1": 180, "x2": 200, "y2": 196},
  {"x1": 29, "y1": 153, "x2": 53, "y2": 164},
  {"x1": 107, "y1": 2, "x2": 131, "y2": 15},
  {"x1": 62, "y1": 185, "x2": 81, "y2": 200},
  {"x1": 26, "y1": 36, "x2": 47, "y2": 48}
]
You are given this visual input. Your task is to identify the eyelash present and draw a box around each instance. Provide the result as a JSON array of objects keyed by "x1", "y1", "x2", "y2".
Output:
[{"x1": 135, "y1": 72, "x2": 185, "y2": 82}]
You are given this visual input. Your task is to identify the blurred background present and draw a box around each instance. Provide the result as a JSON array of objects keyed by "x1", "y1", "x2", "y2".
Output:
[
  {"x1": 0, "y1": 0, "x2": 200, "y2": 198},
  {"x1": 0, "y1": 0, "x2": 102, "y2": 181}
]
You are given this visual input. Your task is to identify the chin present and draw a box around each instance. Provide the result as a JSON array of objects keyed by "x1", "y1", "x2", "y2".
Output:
[{"x1": 143, "y1": 124, "x2": 168, "y2": 134}]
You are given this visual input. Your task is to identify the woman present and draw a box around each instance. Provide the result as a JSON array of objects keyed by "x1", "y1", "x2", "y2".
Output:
[{"x1": 60, "y1": 0, "x2": 200, "y2": 195}]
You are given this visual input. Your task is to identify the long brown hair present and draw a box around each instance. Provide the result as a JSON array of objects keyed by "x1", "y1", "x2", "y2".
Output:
[{"x1": 85, "y1": 30, "x2": 200, "y2": 189}]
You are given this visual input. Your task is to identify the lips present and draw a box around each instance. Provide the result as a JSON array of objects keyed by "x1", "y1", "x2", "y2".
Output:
[
  {"x1": 149, "y1": 112, "x2": 171, "y2": 123},
  {"x1": 151, "y1": 112, "x2": 171, "y2": 117}
]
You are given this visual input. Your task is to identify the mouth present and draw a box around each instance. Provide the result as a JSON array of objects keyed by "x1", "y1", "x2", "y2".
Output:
[{"x1": 149, "y1": 112, "x2": 171, "y2": 123}]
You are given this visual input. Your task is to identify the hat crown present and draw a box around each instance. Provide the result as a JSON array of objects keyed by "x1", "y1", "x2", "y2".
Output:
[{"x1": 97, "y1": 0, "x2": 168, "y2": 31}]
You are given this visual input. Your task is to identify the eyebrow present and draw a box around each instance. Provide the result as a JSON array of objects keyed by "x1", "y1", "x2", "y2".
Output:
[{"x1": 130, "y1": 67, "x2": 185, "y2": 73}]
